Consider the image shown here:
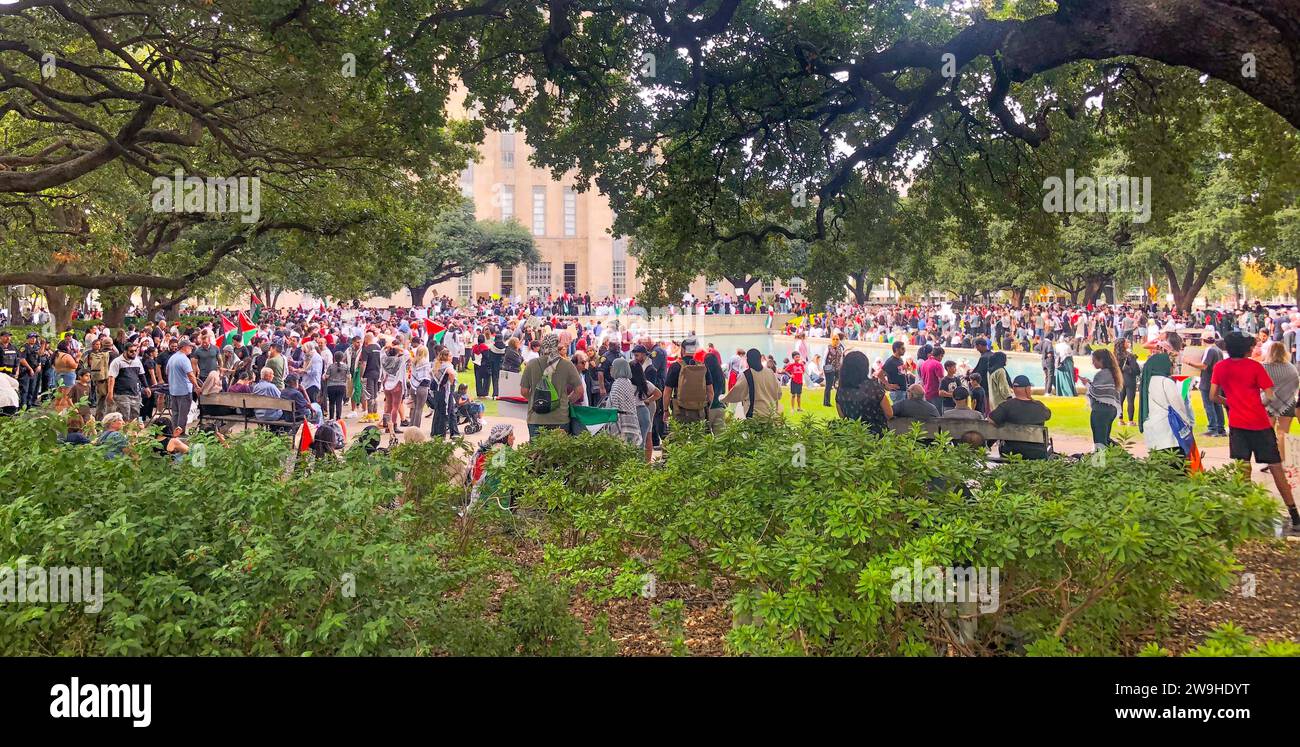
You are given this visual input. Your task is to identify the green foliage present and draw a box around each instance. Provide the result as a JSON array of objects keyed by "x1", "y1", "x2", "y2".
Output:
[
  {"x1": 393, "y1": 199, "x2": 539, "y2": 304},
  {"x1": 1141, "y1": 623, "x2": 1300, "y2": 657},
  {"x1": 0, "y1": 414, "x2": 591, "y2": 656},
  {"x1": 2, "y1": 406, "x2": 1278, "y2": 658},
  {"x1": 521, "y1": 419, "x2": 1273, "y2": 656},
  {"x1": 650, "y1": 600, "x2": 690, "y2": 657}
]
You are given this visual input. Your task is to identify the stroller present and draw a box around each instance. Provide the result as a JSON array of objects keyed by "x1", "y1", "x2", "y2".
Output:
[
  {"x1": 456, "y1": 399, "x2": 483, "y2": 434},
  {"x1": 451, "y1": 384, "x2": 484, "y2": 434}
]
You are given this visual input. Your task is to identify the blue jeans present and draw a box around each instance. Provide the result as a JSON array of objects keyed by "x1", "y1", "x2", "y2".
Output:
[{"x1": 1201, "y1": 386, "x2": 1225, "y2": 434}]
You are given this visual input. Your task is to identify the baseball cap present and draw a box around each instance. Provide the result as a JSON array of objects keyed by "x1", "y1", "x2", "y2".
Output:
[
  {"x1": 631, "y1": 344, "x2": 648, "y2": 354},
  {"x1": 1011, "y1": 375, "x2": 1033, "y2": 388}
]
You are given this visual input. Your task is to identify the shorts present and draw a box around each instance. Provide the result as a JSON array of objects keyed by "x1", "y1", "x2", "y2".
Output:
[
  {"x1": 1229, "y1": 427, "x2": 1282, "y2": 465},
  {"x1": 789, "y1": 382, "x2": 803, "y2": 395},
  {"x1": 1275, "y1": 404, "x2": 1297, "y2": 419},
  {"x1": 57, "y1": 372, "x2": 76, "y2": 387}
]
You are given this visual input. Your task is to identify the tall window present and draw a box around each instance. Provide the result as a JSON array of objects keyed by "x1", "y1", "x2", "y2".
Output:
[
  {"x1": 457, "y1": 274, "x2": 473, "y2": 302},
  {"x1": 612, "y1": 260, "x2": 627, "y2": 297},
  {"x1": 788, "y1": 276, "x2": 804, "y2": 294},
  {"x1": 612, "y1": 236, "x2": 628, "y2": 296},
  {"x1": 527, "y1": 262, "x2": 552, "y2": 296},
  {"x1": 500, "y1": 266, "x2": 514, "y2": 297},
  {"x1": 564, "y1": 263, "x2": 577, "y2": 294},
  {"x1": 500, "y1": 130, "x2": 515, "y2": 169},
  {"x1": 499, "y1": 184, "x2": 513, "y2": 220},
  {"x1": 706, "y1": 280, "x2": 718, "y2": 295},
  {"x1": 563, "y1": 187, "x2": 577, "y2": 236},
  {"x1": 762, "y1": 279, "x2": 775, "y2": 295},
  {"x1": 532, "y1": 186, "x2": 546, "y2": 236},
  {"x1": 459, "y1": 163, "x2": 474, "y2": 198}
]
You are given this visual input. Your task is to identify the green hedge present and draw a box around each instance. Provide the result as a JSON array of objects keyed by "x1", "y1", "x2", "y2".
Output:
[
  {"x1": 499, "y1": 419, "x2": 1278, "y2": 656},
  {"x1": 0, "y1": 413, "x2": 610, "y2": 656},
  {"x1": 0, "y1": 409, "x2": 1284, "y2": 656}
]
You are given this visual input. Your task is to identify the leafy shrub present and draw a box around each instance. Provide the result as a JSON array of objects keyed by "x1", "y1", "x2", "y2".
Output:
[
  {"x1": 0, "y1": 414, "x2": 595, "y2": 656},
  {"x1": 526, "y1": 419, "x2": 1274, "y2": 656},
  {"x1": 1140, "y1": 622, "x2": 1300, "y2": 657},
  {"x1": 495, "y1": 427, "x2": 641, "y2": 547}
]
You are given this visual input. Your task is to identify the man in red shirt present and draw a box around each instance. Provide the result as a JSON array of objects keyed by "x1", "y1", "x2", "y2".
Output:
[
  {"x1": 783, "y1": 352, "x2": 806, "y2": 412},
  {"x1": 1211, "y1": 332, "x2": 1300, "y2": 530}
]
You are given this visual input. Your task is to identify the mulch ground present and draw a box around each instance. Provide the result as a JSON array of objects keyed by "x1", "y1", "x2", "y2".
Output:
[
  {"x1": 564, "y1": 539, "x2": 1300, "y2": 656},
  {"x1": 571, "y1": 580, "x2": 735, "y2": 657},
  {"x1": 1153, "y1": 538, "x2": 1300, "y2": 654}
]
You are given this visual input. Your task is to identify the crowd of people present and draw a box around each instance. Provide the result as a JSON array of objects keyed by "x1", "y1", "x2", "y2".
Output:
[{"x1": 3, "y1": 292, "x2": 1299, "y2": 531}]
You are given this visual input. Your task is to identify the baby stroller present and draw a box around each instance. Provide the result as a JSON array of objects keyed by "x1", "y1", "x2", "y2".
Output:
[{"x1": 456, "y1": 399, "x2": 484, "y2": 434}]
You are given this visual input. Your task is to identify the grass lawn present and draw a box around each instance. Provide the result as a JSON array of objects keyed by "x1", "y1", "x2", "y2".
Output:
[{"x1": 778, "y1": 381, "x2": 1231, "y2": 446}]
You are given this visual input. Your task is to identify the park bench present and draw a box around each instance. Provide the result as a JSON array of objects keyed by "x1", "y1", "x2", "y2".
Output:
[
  {"x1": 887, "y1": 416, "x2": 1052, "y2": 460},
  {"x1": 197, "y1": 392, "x2": 297, "y2": 430}
]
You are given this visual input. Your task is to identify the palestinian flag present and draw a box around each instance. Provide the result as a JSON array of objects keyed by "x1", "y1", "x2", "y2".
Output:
[
  {"x1": 249, "y1": 292, "x2": 265, "y2": 323},
  {"x1": 224, "y1": 311, "x2": 257, "y2": 347},
  {"x1": 219, "y1": 314, "x2": 237, "y2": 342},
  {"x1": 570, "y1": 404, "x2": 619, "y2": 434},
  {"x1": 764, "y1": 311, "x2": 774, "y2": 329},
  {"x1": 423, "y1": 319, "x2": 446, "y2": 344},
  {"x1": 298, "y1": 421, "x2": 313, "y2": 453}
]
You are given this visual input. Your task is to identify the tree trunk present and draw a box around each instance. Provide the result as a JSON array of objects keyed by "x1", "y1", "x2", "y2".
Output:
[
  {"x1": 1160, "y1": 258, "x2": 1216, "y2": 315},
  {"x1": 103, "y1": 301, "x2": 129, "y2": 328},
  {"x1": 7, "y1": 287, "x2": 21, "y2": 324},
  {"x1": 40, "y1": 286, "x2": 75, "y2": 329},
  {"x1": 408, "y1": 283, "x2": 433, "y2": 307},
  {"x1": 101, "y1": 287, "x2": 134, "y2": 328},
  {"x1": 845, "y1": 273, "x2": 868, "y2": 304}
]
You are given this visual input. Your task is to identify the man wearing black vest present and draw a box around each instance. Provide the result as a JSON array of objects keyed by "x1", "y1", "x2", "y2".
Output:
[{"x1": 106, "y1": 341, "x2": 149, "y2": 423}]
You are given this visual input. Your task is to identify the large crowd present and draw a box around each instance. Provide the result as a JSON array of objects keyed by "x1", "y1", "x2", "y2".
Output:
[{"x1": 2, "y1": 293, "x2": 1299, "y2": 531}]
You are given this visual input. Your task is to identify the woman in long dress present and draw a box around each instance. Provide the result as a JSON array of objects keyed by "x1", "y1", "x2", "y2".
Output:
[{"x1": 1053, "y1": 338, "x2": 1076, "y2": 397}]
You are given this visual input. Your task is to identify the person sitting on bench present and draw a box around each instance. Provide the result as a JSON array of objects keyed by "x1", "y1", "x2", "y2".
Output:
[
  {"x1": 198, "y1": 371, "x2": 237, "y2": 416},
  {"x1": 989, "y1": 375, "x2": 1051, "y2": 460},
  {"x1": 252, "y1": 367, "x2": 282, "y2": 420},
  {"x1": 892, "y1": 384, "x2": 939, "y2": 420},
  {"x1": 279, "y1": 374, "x2": 312, "y2": 423}
]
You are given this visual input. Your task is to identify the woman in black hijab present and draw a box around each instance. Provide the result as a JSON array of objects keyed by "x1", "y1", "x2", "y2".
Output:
[{"x1": 835, "y1": 350, "x2": 892, "y2": 434}]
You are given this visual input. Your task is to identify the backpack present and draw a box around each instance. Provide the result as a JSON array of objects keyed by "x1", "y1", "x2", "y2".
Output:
[
  {"x1": 674, "y1": 362, "x2": 708, "y2": 411},
  {"x1": 531, "y1": 358, "x2": 561, "y2": 415}
]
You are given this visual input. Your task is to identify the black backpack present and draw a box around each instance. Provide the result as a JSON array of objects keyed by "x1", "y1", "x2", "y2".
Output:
[{"x1": 531, "y1": 359, "x2": 561, "y2": 414}]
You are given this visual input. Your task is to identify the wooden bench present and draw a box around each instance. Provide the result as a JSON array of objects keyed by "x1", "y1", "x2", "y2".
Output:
[
  {"x1": 197, "y1": 392, "x2": 297, "y2": 430},
  {"x1": 888, "y1": 416, "x2": 1052, "y2": 459}
]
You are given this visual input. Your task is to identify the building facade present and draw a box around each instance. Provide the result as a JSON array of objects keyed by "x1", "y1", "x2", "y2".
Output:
[{"x1": 425, "y1": 88, "x2": 640, "y2": 304}]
